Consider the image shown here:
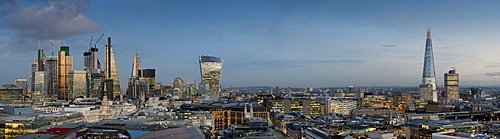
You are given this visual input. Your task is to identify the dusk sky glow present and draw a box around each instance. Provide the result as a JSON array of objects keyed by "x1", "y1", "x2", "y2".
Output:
[{"x1": 2, "y1": 0, "x2": 500, "y2": 88}]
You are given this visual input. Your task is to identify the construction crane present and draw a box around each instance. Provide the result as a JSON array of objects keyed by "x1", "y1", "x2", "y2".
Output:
[
  {"x1": 50, "y1": 40, "x2": 54, "y2": 56},
  {"x1": 93, "y1": 34, "x2": 105, "y2": 48},
  {"x1": 88, "y1": 34, "x2": 104, "y2": 49}
]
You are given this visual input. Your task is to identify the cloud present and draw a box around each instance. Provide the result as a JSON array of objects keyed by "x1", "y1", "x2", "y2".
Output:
[
  {"x1": 0, "y1": 0, "x2": 21, "y2": 15},
  {"x1": 486, "y1": 62, "x2": 500, "y2": 68},
  {"x1": 484, "y1": 72, "x2": 500, "y2": 76},
  {"x1": 381, "y1": 44, "x2": 398, "y2": 47},
  {"x1": 1, "y1": 0, "x2": 101, "y2": 40}
]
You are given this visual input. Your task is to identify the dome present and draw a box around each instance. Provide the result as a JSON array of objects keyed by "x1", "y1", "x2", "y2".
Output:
[{"x1": 173, "y1": 77, "x2": 184, "y2": 82}]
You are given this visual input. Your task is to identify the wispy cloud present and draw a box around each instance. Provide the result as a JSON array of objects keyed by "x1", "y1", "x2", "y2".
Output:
[
  {"x1": 485, "y1": 72, "x2": 500, "y2": 76},
  {"x1": 486, "y1": 62, "x2": 500, "y2": 68},
  {"x1": 381, "y1": 44, "x2": 398, "y2": 47}
]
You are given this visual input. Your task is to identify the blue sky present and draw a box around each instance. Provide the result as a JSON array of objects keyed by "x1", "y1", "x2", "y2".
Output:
[{"x1": 2, "y1": 0, "x2": 500, "y2": 88}]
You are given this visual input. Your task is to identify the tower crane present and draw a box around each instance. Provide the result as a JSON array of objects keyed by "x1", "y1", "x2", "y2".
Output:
[
  {"x1": 93, "y1": 34, "x2": 105, "y2": 48},
  {"x1": 88, "y1": 33, "x2": 104, "y2": 50}
]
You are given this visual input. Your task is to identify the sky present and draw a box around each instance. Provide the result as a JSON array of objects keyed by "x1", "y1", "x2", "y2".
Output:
[{"x1": 2, "y1": 0, "x2": 500, "y2": 88}]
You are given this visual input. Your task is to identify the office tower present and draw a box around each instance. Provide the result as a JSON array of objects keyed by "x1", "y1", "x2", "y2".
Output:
[
  {"x1": 419, "y1": 28, "x2": 438, "y2": 102},
  {"x1": 444, "y1": 67, "x2": 459, "y2": 102},
  {"x1": 88, "y1": 72, "x2": 104, "y2": 98},
  {"x1": 45, "y1": 56, "x2": 58, "y2": 98},
  {"x1": 84, "y1": 47, "x2": 100, "y2": 73},
  {"x1": 104, "y1": 37, "x2": 121, "y2": 100},
  {"x1": 32, "y1": 71, "x2": 47, "y2": 105},
  {"x1": 199, "y1": 55, "x2": 223, "y2": 101},
  {"x1": 173, "y1": 77, "x2": 185, "y2": 96},
  {"x1": 127, "y1": 52, "x2": 146, "y2": 101},
  {"x1": 141, "y1": 69, "x2": 156, "y2": 96},
  {"x1": 83, "y1": 52, "x2": 91, "y2": 71},
  {"x1": 68, "y1": 71, "x2": 87, "y2": 101},
  {"x1": 15, "y1": 79, "x2": 28, "y2": 95},
  {"x1": 15, "y1": 79, "x2": 28, "y2": 89},
  {"x1": 57, "y1": 46, "x2": 73, "y2": 100},
  {"x1": 38, "y1": 47, "x2": 45, "y2": 71},
  {"x1": 84, "y1": 47, "x2": 104, "y2": 98},
  {"x1": 31, "y1": 60, "x2": 38, "y2": 72}
]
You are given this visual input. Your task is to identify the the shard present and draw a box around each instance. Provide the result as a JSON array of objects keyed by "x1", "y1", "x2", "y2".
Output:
[{"x1": 419, "y1": 28, "x2": 437, "y2": 102}]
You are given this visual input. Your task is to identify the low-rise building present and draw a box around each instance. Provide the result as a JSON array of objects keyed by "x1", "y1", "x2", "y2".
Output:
[
  {"x1": 38, "y1": 111, "x2": 84, "y2": 126},
  {"x1": 367, "y1": 131, "x2": 397, "y2": 139},
  {"x1": 0, "y1": 107, "x2": 52, "y2": 139}
]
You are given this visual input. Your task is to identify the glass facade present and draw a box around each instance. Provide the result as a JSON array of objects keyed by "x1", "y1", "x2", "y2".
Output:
[
  {"x1": 45, "y1": 57, "x2": 58, "y2": 98},
  {"x1": 265, "y1": 99, "x2": 325, "y2": 117},
  {"x1": 32, "y1": 71, "x2": 47, "y2": 106},
  {"x1": 68, "y1": 71, "x2": 87, "y2": 101},
  {"x1": 57, "y1": 50, "x2": 73, "y2": 100},
  {"x1": 105, "y1": 45, "x2": 122, "y2": 100},
  {"x1": 309, "y1": 101, "x2": 324, "y2": 117},
  {"x1": 89, "y1": 72, "x2": 104, "y2": 98},
  {"x1": 0, "y1": 89, "x2": 22, "y2": 103},
  {"x1": 0, "y1": 121, "x2": 52, "y2": 139},
  {"x1": 419, "y1": 28, "x2": 437, "y2": 102},
  {"x1": 199, "y1": 55, "x2": 223, "y2": 100}
]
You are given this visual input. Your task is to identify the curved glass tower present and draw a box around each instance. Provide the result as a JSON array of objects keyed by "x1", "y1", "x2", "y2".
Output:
[
  {"x1": 419, "y1": 28, "x2": 437, "y2": 102},
  {"x1": 199, "y1": 55, "x2": 223, "y2": 101}
]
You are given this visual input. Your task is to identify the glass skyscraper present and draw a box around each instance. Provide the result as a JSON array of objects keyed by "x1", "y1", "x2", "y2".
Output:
[
  {"x1": 105, "y1": 37, "x2": 121, "y2": 100},
  {"x1": 57, "y1": 46, "x2": 73, "y2": 100},
  {"x1": 199, "y1": 55, "x2": 223, "y2": 101},
  {"x1": 32, "y1": 71, "x2": 47, "y2": 105},
  {"x1": 419, "y1": 28, "x2": 438, "y2": 102},
  {"x1": 68, "y1": 70, "x2": 87, "y2": 101},
  {"x1": 45, "y1": 56, "x2": 58, "y2": 98}
]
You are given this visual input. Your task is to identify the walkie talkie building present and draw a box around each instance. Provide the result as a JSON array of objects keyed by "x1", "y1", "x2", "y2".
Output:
[{"x1": 199, "y1": 55, "x2": 223, "y2": 101}]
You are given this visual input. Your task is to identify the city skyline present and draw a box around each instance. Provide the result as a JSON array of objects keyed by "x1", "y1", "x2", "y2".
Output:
[{"x1": 2, "y1": 0, "x2": 500, "y2": 88}]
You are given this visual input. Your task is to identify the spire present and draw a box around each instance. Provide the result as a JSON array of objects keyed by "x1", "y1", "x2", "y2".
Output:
[{"x1": 427, "y1": 28, "x2": 432, "y2": 39}]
